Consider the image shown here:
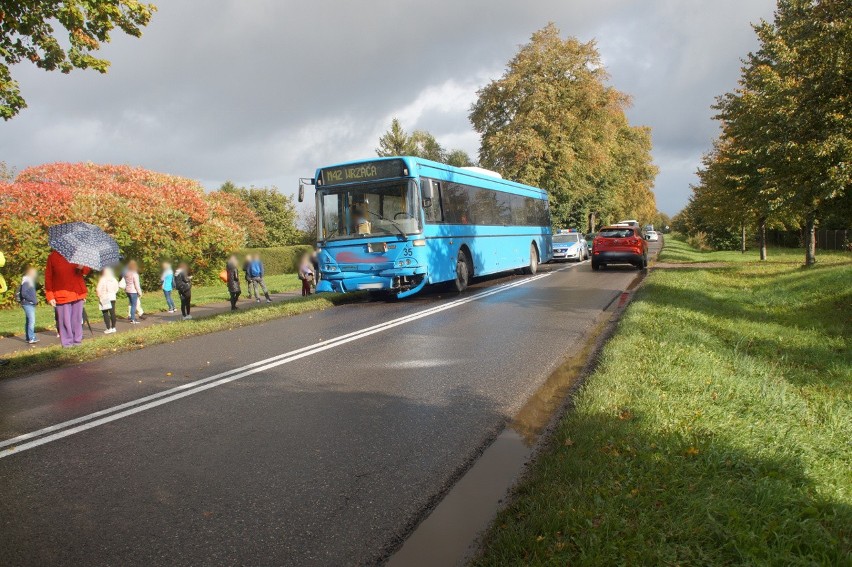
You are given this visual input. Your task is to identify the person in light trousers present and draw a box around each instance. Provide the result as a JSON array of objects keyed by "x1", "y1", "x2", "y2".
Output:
[
  {"x1": 18, "y1": 267, "x2": 39, "y2": 344},
  {"x1": 160, "y1": 262, "x2": 176, "y2": 313}
]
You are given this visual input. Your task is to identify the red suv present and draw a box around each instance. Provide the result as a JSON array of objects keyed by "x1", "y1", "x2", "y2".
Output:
[{"x1": 592, "y1": 225, "x2": 648, "y2": 270}]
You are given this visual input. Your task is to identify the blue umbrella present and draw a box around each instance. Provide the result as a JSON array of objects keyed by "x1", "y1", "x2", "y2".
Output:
[{"x1": 48, "y1": 222, "x2": 120, "y2": 270}]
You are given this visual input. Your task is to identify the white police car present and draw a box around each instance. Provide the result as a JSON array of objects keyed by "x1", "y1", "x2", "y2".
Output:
[{"x1": 551, "y1": 230, "x2": 589, "y2": 262}]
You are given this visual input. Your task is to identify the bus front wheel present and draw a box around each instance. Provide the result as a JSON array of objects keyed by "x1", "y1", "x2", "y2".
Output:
[
  {"x1": 454, "y1": 250, "x2": 471, "y2": 293},
  {"x1": 525, "y1": 244, "x2": 539, "y2": 275}
]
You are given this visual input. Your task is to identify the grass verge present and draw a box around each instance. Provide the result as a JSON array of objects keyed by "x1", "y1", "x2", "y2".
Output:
[
  {"x1": 660, "y1": 236, "x2": 851, "y2": 264},
  {"x1": 0, "y1": 292, "x2": 361, "y2": 381},
  {"x1": 473, "y1": 239, "x2": 851, "y2": 565},
  {"x1": 0, "y1": 273, "x2": 302, "y2": 337}
]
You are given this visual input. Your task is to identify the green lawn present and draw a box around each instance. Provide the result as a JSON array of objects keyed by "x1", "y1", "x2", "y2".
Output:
[
  {"x1": 0, "y1": 273, "x2": 300, "y2": 337},
  {"x1": 660, "y1": 236, "x2": 851, "y2": 264},
  {"x1": 474, "y1": 240, "x2": 851, "y2": 565}
]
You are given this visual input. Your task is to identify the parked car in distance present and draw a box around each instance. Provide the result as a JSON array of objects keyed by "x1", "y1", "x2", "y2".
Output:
[
  {"x1": 618, "y1": 219, "x2": 641, "y2": 229},
  {"x1": 644, "y1": 230, "x2": 660, "y2": 242},
  {"x1": 592, "y1": 225, "x2": 648, "y2": 270},
  {"x1": 551, "y1": 230, "x2": 589, "y2": 262}
]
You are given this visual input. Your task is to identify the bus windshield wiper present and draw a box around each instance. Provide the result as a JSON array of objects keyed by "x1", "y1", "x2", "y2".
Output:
[{"x1": 367, "y1": 210, "x2": 406, "y2": 239}]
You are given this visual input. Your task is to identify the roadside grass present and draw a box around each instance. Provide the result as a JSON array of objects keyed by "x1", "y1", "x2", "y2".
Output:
[
  {"x1": 0, "y1": 292, "x2": 361, "y2": 381},
  {"x1": 660, "y1": 236, "x2": 851, "y2": 265},
  {"x1": 0, "y1": 273, "x2": 301, "y2": 337},
  {"x1": 473, "y1": 241, "x2": 851, "y2": 565}
]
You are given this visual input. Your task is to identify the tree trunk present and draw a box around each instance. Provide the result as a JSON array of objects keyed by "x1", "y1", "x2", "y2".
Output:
[
  {"x1": 804, "y1": 216, "x2": 816, "y2": 266},
  {"x1": 741, "y1": 224, "x2": 746, "y2": 254},
  {"x1": 588, "y1": 212, "x2": 596, "y2": 234},
  {"x1": 758, "y1": 217, "x2": 767, "y2": 261}
]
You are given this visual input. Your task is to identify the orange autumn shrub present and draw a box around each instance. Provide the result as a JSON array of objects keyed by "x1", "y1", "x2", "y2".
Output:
[{"x1": 0, "y1": 163, "x2": 261, "y2": 305}]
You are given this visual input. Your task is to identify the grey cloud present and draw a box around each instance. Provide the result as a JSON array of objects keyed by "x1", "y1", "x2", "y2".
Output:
[{"x1": 1, "y1": 0, "x2": 776, "y2": 214}]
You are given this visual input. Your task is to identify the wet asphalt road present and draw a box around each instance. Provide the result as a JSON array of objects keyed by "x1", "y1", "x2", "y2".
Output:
[{"x1": 0, "y1": 250, "x2": 656, "y2": 566}]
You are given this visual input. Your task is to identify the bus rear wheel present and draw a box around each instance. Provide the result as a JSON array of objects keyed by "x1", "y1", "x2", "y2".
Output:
[
  {"x1": 525, "y1": 244, "x2": 539, "y2": 275},
  {"x1": 454, "y1": 250, "x2": 471, "y2": 293}
]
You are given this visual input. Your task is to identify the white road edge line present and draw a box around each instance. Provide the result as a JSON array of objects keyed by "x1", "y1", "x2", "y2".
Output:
[{"x1": 1, "y1": 269, "x2": 560, "y2": 459}]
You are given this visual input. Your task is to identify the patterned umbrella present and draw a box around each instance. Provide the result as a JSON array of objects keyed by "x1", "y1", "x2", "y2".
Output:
[{"x1": 48, "y1": 222, "x2": 120, "y2": 270}]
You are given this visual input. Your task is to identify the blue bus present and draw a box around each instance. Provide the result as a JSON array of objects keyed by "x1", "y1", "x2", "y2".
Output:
[{"x1": 298, "y1": 156, "x2": 552, "y2": 299}]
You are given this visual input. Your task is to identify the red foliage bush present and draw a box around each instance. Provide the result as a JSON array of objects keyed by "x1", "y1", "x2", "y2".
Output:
[{"x1": 0, "y1": 163, "x2": 260, "y2": 304}]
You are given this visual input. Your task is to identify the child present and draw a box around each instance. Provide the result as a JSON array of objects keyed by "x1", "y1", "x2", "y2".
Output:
[
  {"x1": 298, "y1": 254, "x2": 314, "y2": 297},
  {"x1": 18, "y1": 267, "x2": 38, "y2": 344},
  {"x1": 96, "y1": 267, "x2": 119, "y2": 334},
  {"x1": 173, "y1": 263, "x2": 193, "y2": 320},
  {"x1": 124, "y1": 260, "x2": 143, "y2": 324},
  {"x1": 160, "y1": 262, "x2": 176, "y2": 313}
]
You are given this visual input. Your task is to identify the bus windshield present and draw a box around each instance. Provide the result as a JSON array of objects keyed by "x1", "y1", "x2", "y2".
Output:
[{"x1": 318, "y1": 180, "x2": 421, "y2": 241}]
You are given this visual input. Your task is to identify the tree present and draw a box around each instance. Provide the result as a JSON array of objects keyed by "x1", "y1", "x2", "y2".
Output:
[
  {"x1": 0, "y1": 1, "x2": 156, "y2": 119},
  {"x1": 445, "y1": 149, "x2": 474, "y2": 168},
  {"x1": 376, "y1": 118, "x2": 415, "y2": 156},
  {"x1": 710, "y1": 0, "x2": 851, "y2": 265},
  {"x1": 0, "y1": 163, "x2": 248, "y2": 299},
  {"x1": 410, "y1": 130, "x2": 445, "y2": 162},
  {"x1": 297, "y1": 208, "x2": 318, "y2": 244},
  {"x1": 218, "y1": 182, "x2": 299, "y2": 247},
  {"x1": 376, "y1": 118, "x2": 475, "y2": 166},
  {"x1": 470, "y1": 23, "x2": 656, "y2": 228}
]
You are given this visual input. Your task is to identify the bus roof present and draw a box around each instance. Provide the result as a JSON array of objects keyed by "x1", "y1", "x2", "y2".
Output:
[{"x1": 314, "y1": 156, "x2": 548, "y2": 198}]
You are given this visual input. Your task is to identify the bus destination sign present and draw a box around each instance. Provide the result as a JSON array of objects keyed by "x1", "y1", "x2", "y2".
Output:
[{"x1": 320, "y1": 159, "x2": 407, "y2": 186}]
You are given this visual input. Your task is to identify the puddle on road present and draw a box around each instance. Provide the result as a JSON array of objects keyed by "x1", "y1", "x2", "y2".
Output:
[{"x1": 387, "y1": 313, "x2": 613, "y2": 567}]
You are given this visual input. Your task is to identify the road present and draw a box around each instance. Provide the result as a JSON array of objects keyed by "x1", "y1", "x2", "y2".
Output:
[{"x1": 0, "y1": 247, "x2": 657, "y2": 566}]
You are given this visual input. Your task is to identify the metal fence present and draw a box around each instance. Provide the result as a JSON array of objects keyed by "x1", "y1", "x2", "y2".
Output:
[{"x1": 766, "y1": 229, "x2": 851, "y2": 251}]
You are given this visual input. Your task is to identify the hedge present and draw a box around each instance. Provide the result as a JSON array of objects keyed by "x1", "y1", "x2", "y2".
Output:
[{"x1": 235, "y1": 245, "x2": 314, "y2": 274}]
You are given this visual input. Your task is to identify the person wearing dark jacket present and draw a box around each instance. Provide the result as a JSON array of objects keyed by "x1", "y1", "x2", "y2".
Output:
[
  {"x1": 18, "y1": 267, "x2": 39, "y2": 344},
  {"x1": 173, "y1": 263, "x2": 193, "y2": 320},
  {"x1": 226, "y1": 256, "x2": 241, "y2": 311}
]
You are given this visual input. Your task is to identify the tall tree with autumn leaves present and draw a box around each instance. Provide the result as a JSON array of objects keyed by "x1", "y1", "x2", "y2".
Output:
[
  {"x1": 0, "y1": 0, "x2": 156, "y2": 119},
  {"x1": 682, "y1": 0, "x2": 850, "y2": 264},
  {"x1": 470, "y1": 24, "x2": 658, "y2": 229}
]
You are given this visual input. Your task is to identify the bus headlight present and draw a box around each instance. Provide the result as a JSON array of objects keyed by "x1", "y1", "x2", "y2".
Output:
[
  {"x1": 412, "y1": 239, "x2": 426, "y2": 247},
  {"x1": 324, "y1": 264, "x2": 338, "y2": 272},
  {"x1": 406, "y1": 259, "x2": 412, "y2": 265}
]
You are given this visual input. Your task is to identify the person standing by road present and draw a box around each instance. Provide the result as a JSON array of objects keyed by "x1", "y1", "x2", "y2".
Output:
[
  {"x1": 247, "y1": 254, "x2": 272, "y2": 303},
  {"x1": 96, "y1": 267, "x2": 119, "y2": 334},
  {"x1": 174, "y1": 263, "x2": 193, "y2": 320},
  {"x1": 298, "y1": 253, "x2": 314, "y2": 297},
  {"x1": 124, "y1": 260, "x2": 143, "y2": 324},
  {"x1": 18, "y1": 266, "x2": 39, "y2": 344},
  {"x1": 160, "y1": 262, "x2": 176, "y2": 313},
  {"x1": 310, "y1": 248, "x2": 321, "y2": 287},
  {"x1": 44, "y1": 249, "x2": 90, "y2": 348},
  {"x1": 226, "y1": 256, "x2": 241, "y2": 311},
  {"x1": 0, "y1": 251, "x2": 8, "y2": 365},
  {"x1": 243, "y1": 254, "x2": 253, "y2": 300}
]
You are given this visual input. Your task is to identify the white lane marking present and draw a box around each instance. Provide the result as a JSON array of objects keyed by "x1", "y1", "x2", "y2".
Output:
[{"x1": 1, "y1": 271, "x2": 555, "y2": 459}]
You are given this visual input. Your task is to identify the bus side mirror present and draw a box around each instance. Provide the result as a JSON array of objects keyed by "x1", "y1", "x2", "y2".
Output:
[
  {"x1": 298, "y1": 183, "x2": 305, "y2": 203},
  {"x1": 422, "y1": 180, "x2": 437, "y2": 207}
]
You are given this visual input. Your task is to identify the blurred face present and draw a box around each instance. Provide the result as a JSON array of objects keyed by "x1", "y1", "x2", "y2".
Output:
[
  {"x1": 102, "y1": 267, "x2": 114, "y2": 279},
  {"x1": 179, "y1": 263, "x2": 188, "y2": 272},
  {"x1": 25, "y1": 268, "x2": 37, "y2": 279},
  {"x1": 128, "y1": 261, "x2": 138, "y2": 271},
  {"x1": 162, "y1": 262, "x2": 171, "y2": 270}
]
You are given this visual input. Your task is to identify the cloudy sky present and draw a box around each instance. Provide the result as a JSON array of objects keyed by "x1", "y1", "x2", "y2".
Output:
[{"x1": 1, "y1": 0, "x2": 777, "y2": 214}]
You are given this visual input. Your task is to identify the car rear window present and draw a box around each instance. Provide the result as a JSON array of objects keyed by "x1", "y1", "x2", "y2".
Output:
[
  {"x1": 553, "y1": 234, "x2": 580, "y2": 243},
  {"x1": 599, "y1": 229, "x2": 635, "y2": 238}
]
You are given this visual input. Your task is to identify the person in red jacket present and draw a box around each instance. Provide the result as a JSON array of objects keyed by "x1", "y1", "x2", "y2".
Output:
[{"x1": 44, "y1": 250, "x2": 90, "y2": 348}]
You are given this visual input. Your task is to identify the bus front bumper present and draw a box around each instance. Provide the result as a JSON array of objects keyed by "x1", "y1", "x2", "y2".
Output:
[{"x1": 317, "y1": 268, "x2": 427, "y2": 297}]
